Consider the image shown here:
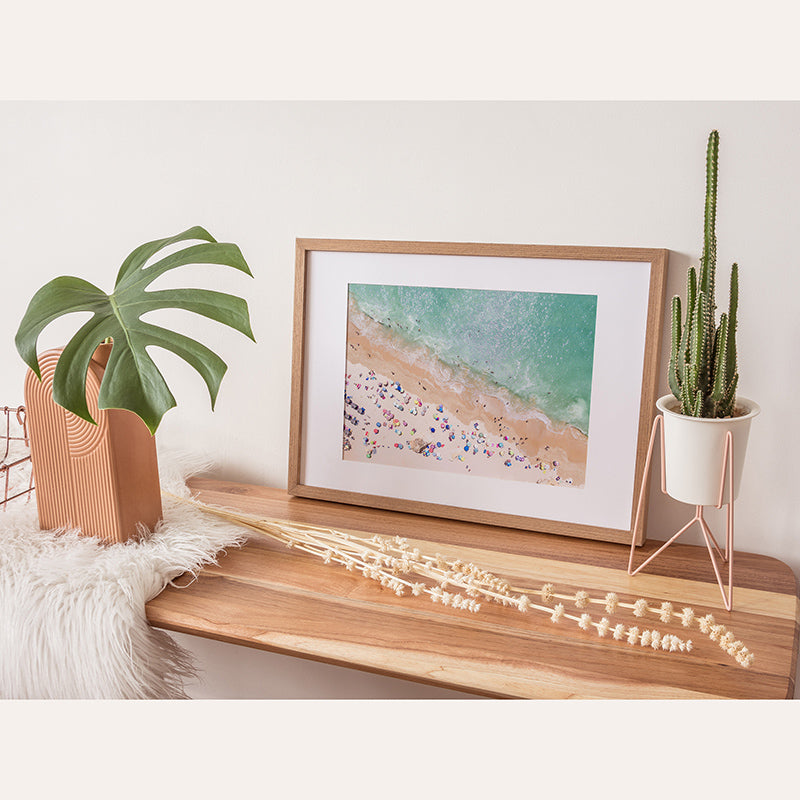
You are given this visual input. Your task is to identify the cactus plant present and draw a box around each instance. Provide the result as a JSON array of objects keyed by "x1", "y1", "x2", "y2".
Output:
[{"x1": 668, "y1": 130, "x2": 740, "y2": 418}]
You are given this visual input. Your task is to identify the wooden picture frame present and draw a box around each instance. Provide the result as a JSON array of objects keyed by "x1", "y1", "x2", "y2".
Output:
[{"x1": 289, "y1": 239, "x2": 667, "y2": 545}]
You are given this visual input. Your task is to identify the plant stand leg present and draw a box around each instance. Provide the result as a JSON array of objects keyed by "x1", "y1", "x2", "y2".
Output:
[{"x1": 628, "y1": 417, "x2": 736, "y2": 611}]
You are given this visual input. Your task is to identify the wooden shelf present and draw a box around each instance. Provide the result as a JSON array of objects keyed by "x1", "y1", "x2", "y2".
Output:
[{"x1": 145, "y1": 478, "x2": 800, "y2": 699}]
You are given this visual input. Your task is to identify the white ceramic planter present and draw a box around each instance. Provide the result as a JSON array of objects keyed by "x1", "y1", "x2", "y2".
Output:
[{"x1": 656, "y1": 394, "x2": 760, "y2": 507}]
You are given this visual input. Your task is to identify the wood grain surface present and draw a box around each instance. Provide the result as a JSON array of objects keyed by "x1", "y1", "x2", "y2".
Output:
[{"x1": 145, "y1": 479, "x2": 800, "y2": 699}]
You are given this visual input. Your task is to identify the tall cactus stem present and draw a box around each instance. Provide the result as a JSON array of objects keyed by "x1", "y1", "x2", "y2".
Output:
[
  {"x1": 669, "y1": 130, "x2": 741, "y2": 418},
  {"x1": 700, "y1": 130, "x2": 719, "y2": 298},
  {"x1": 726, "y1": 262, "x2": 739, "y2": 383},
  {"x1": 668, "y1": 295, "x2": 682, "y2": 399},
  {"x1": 710, "y1": 313, "x2": 729, "y2": 404}
]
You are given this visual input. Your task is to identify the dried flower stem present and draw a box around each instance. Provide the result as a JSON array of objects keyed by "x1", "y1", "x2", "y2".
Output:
[
  {"x1": 503, "y1": 584, "x2": 754, "y2": 667},
  {"x1": 170, "y1": 494, "x2": 761, "y2": 666}
]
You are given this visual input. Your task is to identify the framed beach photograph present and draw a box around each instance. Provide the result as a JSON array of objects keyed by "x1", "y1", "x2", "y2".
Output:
[{"x1": 289, "y1": 239, "x2": 667, "y2": 545}]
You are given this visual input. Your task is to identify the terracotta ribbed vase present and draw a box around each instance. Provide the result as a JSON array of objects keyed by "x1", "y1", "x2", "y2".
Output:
[{"x1": 23, "y1": 344, "x2": 162, "y2": 544}]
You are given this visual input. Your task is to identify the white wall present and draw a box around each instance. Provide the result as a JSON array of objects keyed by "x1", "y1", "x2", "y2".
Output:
[{"x1": 2, "y1": 102, "x2": 797, "y2": 698}]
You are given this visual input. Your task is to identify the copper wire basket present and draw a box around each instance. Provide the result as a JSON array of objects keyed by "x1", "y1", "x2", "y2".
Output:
[{"x1": 1, "y1": 405, "x2": 35, "y2": 510}]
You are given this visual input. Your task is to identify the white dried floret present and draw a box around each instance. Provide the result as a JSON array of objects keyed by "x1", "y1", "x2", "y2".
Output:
[
  {"x1": 709, "y1": 624, "x2": 725, "y2": 642},
  {"x1": 574, "y1": 591, "x2": 590, "y2": 609},
  {"x1": 698, "y1": 614, "x2": 715, "y2": 634}
]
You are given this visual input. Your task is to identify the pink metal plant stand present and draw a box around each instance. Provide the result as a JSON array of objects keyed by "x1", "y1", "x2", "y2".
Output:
[{"x1": 628, "y1": 413, "x2": 736, "y2": 611}]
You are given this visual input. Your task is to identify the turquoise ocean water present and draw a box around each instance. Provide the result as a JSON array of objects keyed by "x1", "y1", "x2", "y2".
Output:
[{"x1": 348, "y1": 283, "x2": 598, "y2": 435}]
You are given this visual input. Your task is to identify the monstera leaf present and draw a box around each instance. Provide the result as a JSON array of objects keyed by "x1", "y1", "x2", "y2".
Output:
[{"x1": 15, "y1": 226, "x2": 255, "y2": 434}]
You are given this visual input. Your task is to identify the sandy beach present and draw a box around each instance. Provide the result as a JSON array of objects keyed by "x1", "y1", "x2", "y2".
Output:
[{"x1": 342, "y1": 301, "x2": 588, "y2": 487}]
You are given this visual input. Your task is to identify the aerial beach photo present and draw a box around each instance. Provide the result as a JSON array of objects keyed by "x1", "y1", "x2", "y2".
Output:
[{"x1": 342, "y1": 283, "x2": 597, "y2": 488}]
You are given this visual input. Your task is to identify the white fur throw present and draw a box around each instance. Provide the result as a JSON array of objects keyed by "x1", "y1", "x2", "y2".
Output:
[{"x1": 0, "y1": 450, "x2": 248, "y2": 699}]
